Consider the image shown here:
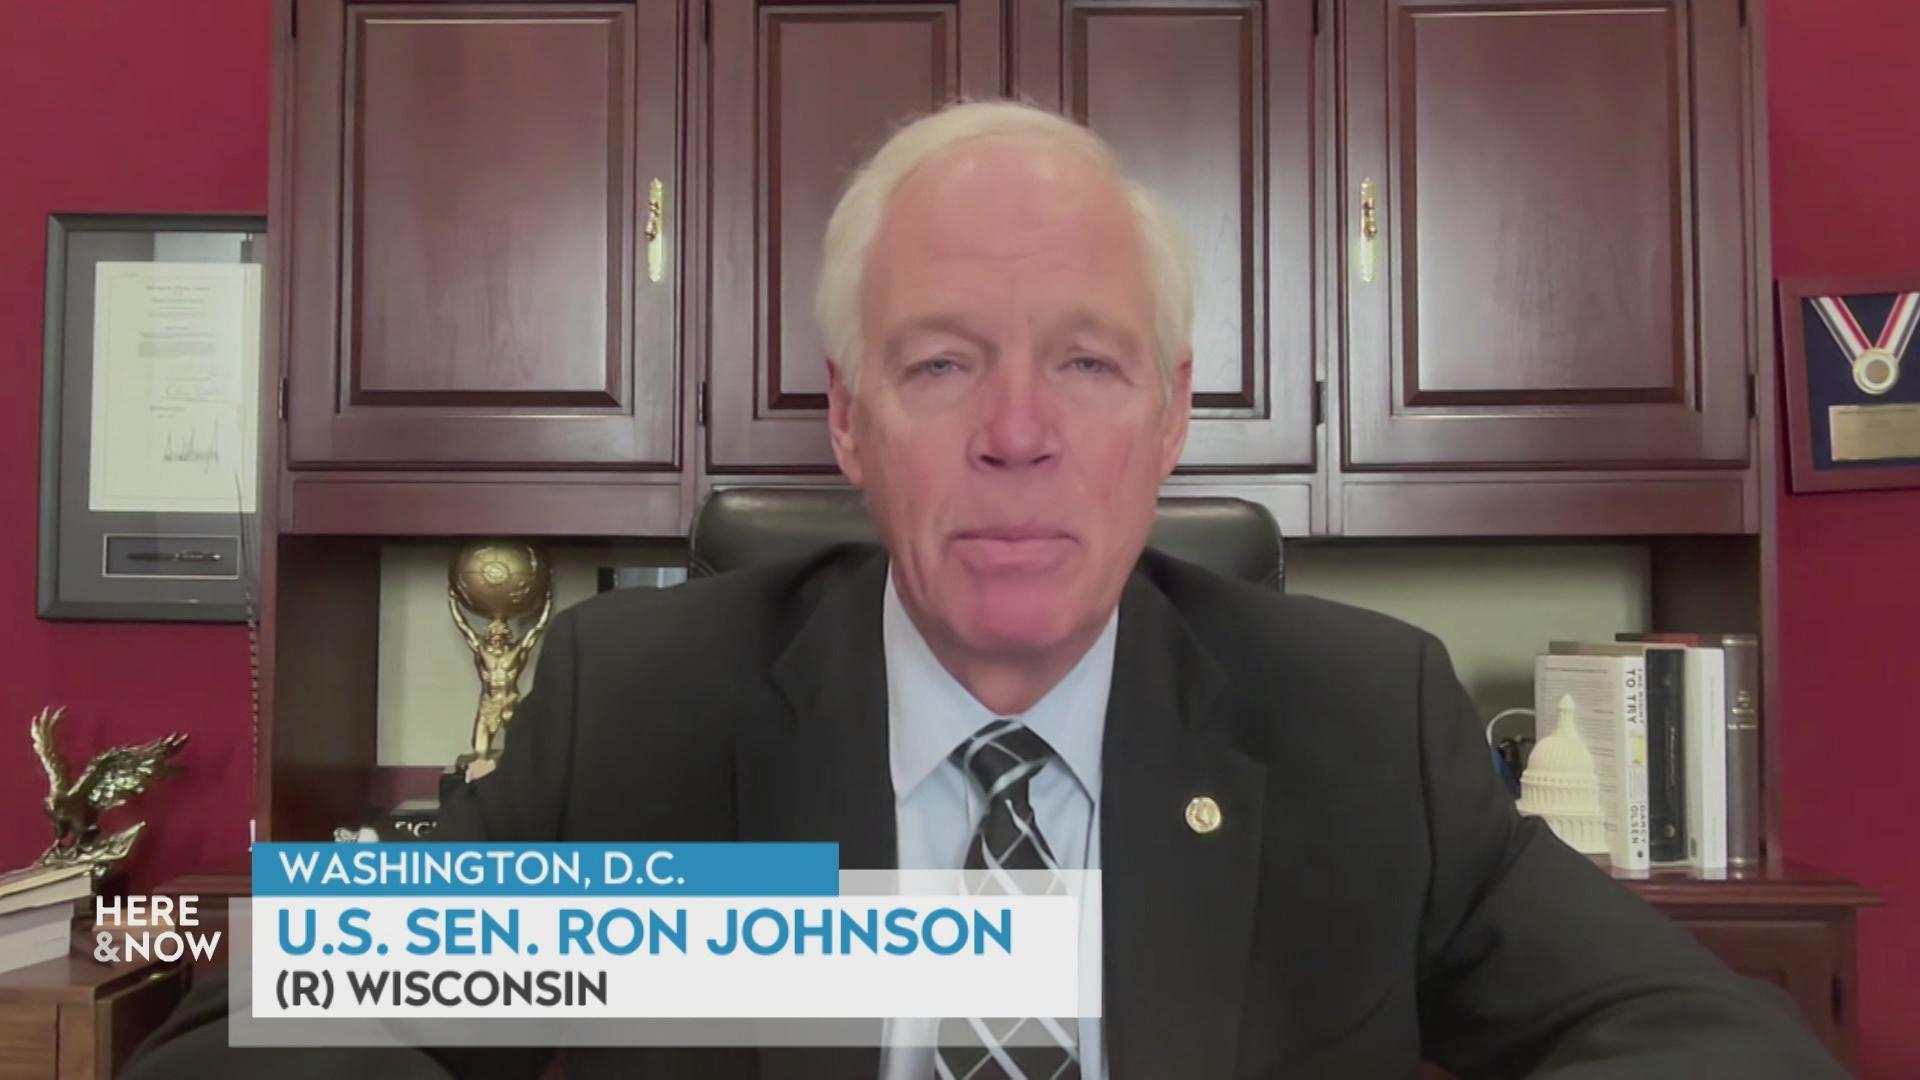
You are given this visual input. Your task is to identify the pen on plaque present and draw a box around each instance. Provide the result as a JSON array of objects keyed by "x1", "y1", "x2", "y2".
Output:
[{"x1": 125, "y1": 551, "x2": 225, "y2": 564}]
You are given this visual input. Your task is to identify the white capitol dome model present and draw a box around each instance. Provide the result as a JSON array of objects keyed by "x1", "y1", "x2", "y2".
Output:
[{"x1": 1516, "y1": 694, "x2": 1608, "y2": 856}]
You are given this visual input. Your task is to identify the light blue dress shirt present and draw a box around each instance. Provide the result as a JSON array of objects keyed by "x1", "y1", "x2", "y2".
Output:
[{"x1": 878, "y1": 567, "x2": 1116, "y2": 1080}]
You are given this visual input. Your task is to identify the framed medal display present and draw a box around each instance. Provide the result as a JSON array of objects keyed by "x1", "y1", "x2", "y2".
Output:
[{"x1": 1779, "y1": 276, "x2": 1920, "y2": 494}]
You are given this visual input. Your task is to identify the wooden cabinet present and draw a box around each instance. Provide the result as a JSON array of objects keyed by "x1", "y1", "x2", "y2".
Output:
[
  {"x1": 707, "y1": 0, "x2": 1317, "y2": 474},
  {"x1": 269, "y1": 0, "x2": 1774, "y2": 533},
  {"x1": 1340, "y1": 0, "x2": 1751, "y2": 471},
  {"x1": 271, "y1": 0, "x2": 1771, "y2": 528},
  {"x1": 705, "y1": 0, "x2": 1003, "y2": 472},
  {"x1": 284, "y1": 0, "x2": 682, "y2": 470},
  {"x1": 1015, "y1": 0, "x2": 1320, "y2": 471},
  {"x1": 0, "y1": 955, "x2": 189, "y2": 1080},
  {"x1": 1424, "y1": 868, "x2": 1877, "y2": 1077},
  {"x1": 1631, "y1": 866, "x2": 1876, "y2": 1070}
]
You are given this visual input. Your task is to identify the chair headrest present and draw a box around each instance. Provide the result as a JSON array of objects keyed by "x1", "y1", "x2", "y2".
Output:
[{"x1": 689, "y1": 488, "x2": 1283, "y2": 589}]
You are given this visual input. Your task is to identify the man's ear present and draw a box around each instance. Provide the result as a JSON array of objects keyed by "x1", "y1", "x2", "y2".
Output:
[
  {"x1": 1159, "y1": 348, "x2": 1194, "y2": 476},
  {"x1": 826, "y1": 359, "x2": 864, "y2": 486}
]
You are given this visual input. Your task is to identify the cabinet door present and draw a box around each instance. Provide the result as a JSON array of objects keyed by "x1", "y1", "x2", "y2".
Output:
[
  {"x1": 1342, "y1": 0, "x2": 1750, "y2": 469},
  {"x1": 1015, "y1": 0, "x2": 1318, "y2": 471},
  {"x1": 286, "y1": 1, "x2": 680, "y2": 468},
  {"x1": 707, "y1": 0, "x2": 1003, "y2": 472}
]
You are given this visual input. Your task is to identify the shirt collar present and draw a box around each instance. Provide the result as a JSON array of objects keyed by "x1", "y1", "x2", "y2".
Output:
[{"x1": 884, "y1": 564, "x2": 1116, "y2": 804}]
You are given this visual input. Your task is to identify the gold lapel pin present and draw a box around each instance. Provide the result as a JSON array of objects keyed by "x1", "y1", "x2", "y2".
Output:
[{"x1": 1185, "y1": 796, "x2": 1222, "y2": 835}]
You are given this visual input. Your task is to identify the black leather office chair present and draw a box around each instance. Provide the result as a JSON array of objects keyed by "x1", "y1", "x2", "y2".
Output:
[{"x1": 688, "y1": 488, "x2": 1284, "y2": 590}]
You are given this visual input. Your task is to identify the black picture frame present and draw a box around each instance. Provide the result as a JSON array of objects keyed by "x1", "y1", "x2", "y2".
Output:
[{"x1": 38, "y1": 213, "x2": 266, "y2": 622}]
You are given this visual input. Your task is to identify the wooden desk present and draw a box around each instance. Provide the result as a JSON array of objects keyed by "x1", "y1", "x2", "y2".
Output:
[{"x1": 0, "y1": 950, "x2": 188, "y2": 1080}]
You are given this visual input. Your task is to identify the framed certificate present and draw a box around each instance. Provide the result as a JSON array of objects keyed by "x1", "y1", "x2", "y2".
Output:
[
  {"x1": 37, "y1": 213, "x2": 265, "y2": 621},
  {"x1": 1779, "y1": 276, "x2": 1920, "y2": 494}
]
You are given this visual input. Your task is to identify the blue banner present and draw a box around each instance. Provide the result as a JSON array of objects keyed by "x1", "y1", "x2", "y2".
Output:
[{"x1": 252, "y1": 843, "x2": 840, "y2": 897}]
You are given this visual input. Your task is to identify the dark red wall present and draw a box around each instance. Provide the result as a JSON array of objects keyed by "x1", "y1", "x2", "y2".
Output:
[
  {"x1": 0, "y1": 0, "x2": 1912, "y2": 1074},
  {"x1": 0, "y1": 0, "x2": 266, "y2": 886},
  {"x1": 1769, "y1": 2, "x2": 1920, "y2": 1076}
]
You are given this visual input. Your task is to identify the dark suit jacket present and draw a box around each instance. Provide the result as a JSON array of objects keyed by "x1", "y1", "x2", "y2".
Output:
[{"x1": 127, "y1": 546, "x2": 1845, "y2": 1079}]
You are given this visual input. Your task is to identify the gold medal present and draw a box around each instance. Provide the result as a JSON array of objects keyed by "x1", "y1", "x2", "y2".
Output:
[{"x1": 1852, "y1": 348, "x2": 1900, "y2": 396}]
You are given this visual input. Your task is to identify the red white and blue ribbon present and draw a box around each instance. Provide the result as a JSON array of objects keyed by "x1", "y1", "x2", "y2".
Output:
[{"x1": 1811, "y1": 292, "x2": 1919, "y2": 395}]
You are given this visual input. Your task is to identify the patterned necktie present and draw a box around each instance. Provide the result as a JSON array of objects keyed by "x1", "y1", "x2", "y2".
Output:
[{"x1": 934, "y1": 718, "x2": 1081, "y2": 1080}]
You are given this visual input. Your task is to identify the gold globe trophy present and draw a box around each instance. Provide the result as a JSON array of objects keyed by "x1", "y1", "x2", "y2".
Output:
[{"x1": 447, "y1": 541, "x2": 554, "y2": 782}]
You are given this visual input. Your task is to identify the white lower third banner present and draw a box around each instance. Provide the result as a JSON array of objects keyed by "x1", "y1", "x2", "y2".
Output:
[{"x1": 243, "y1": 843, "x2": 1100, "y2": 1034}]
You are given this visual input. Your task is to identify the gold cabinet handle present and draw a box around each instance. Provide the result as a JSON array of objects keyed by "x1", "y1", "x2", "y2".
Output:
[
  {"x1": 646, "y1": 178, "x2": 666, "y2": 283},
  {"x1": 1358, "y1": 177, "x2": 1378, "y2": 285}
]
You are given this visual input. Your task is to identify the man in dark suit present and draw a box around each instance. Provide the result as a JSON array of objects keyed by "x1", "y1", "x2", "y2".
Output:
[{"x1": 128, "y1": 101, "x2": 1844, "y2": 1078}]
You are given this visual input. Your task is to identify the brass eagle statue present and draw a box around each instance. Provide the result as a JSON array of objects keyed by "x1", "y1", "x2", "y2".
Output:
[{"x1": 29, "y1": 707, "x2": 188, "y2": 878}]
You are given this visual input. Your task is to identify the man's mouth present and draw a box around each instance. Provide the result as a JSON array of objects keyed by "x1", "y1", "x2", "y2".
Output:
[
  {"x1": 953, "y1": 526, "x2": 1074, "y2": 542},
  {"x1": 950, "y1": 527, "x2": 1078, "y2": 571}
]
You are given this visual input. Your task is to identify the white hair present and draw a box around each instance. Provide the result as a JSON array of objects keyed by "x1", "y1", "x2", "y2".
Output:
[{"x1": 814, "y1": 100, "x2": 1194, "y2": 395}]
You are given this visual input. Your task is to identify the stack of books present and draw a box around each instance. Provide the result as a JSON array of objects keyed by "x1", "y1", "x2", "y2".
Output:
[
  {"x1": 1533, "y1": 634, "x2": 1761, "y2": 874},
  {"x1": 0, "y1": 863, "x2": 91, "y2": 975}
]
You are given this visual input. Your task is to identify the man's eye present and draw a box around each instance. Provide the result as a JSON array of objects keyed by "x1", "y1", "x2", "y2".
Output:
[
  {"x1": 910, "y1": 356, "x2": 963, "y2": 378},
  {"x1": 1067, "y1": 355, "x2": 1115, "y2": 376}
]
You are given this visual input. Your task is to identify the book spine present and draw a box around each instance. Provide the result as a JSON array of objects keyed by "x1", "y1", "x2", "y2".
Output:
[
  {"x1": 1684, "y1": 649, "x2": 1728, "y2": 872},
  {"x1": 1723, "y1": 639, "x2": 1763, "y2": 866},
  {"x1": 1645, "y1": 650, "x2": 1687, "y2": 863},
  {"x1": 1621, "y1": 658, "x2": 1651, "y2": 870},
  {"x1": 1705, "y1": 656, "x2": 1728, "y2": 870}
]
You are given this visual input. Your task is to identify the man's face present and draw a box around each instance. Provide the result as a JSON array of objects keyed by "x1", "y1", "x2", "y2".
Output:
[{"x1": 827, "y1": 139, "x2": 1192, "y2": 658}]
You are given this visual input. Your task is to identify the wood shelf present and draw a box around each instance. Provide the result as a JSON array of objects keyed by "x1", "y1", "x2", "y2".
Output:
[{"x1": 1620, "y1": 862, "x2": 1881, "y2": 910}]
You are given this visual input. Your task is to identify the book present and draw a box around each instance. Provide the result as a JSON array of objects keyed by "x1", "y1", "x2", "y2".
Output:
[
  {"x1": 1554, "y1": 642, "x2": 1686, "y2": 865},
  {"x1": 0, "y1": 900, "x2": 75, "y2": 976},
  {"x1": 0, "y1": 935, "x2": 70, "y2": 975},
  {"x1": 1621, "y1": 633, "x2": 1760, "y2": 867},
  {"x1": 1535, "y1": 651, "x2": 1650, "y2": 870},
  {"x1": 1681, "y1": 646, "x2": 1728, "y2": 872},
  {"x1": 0, "y1": 863, "x2": 92, "y2": 919}
]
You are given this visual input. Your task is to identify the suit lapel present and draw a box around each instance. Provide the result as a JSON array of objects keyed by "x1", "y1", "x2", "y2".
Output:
[
  {"x1": 1101, "y1": 571, "x2": 1267, "y2": 1080},
  {"x1": 743, "y1": 547, "x2": 898, "y2": 865},
  {"x1": 738, "y1": 551, "x2": 1268, "y2": 1079},
  {"x1": 743, "y1": 548, "x2": 893, "y2": 1080}
]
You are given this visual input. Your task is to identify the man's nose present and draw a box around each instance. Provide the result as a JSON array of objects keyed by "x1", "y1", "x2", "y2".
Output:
[{"x1": 971, "y1": 361, "x2": 1059, "y2": 471}]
